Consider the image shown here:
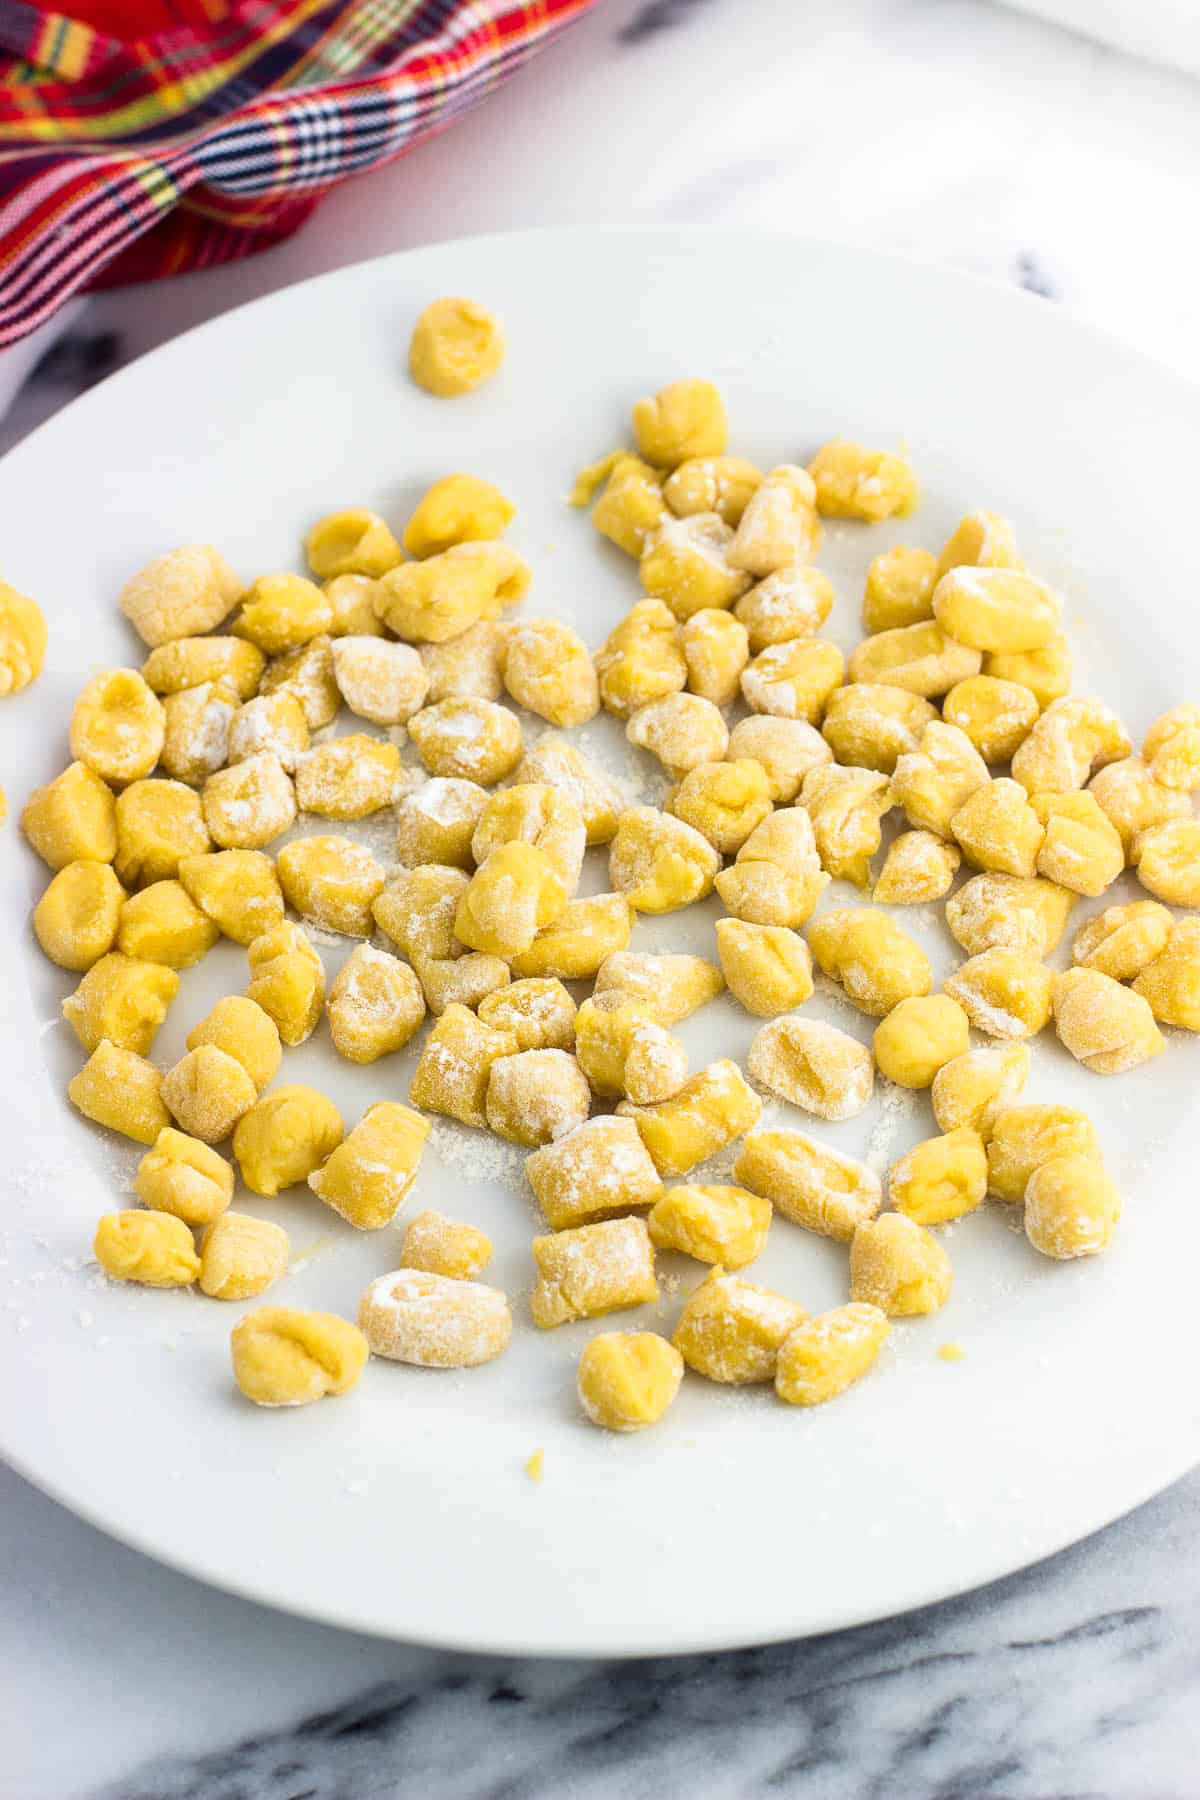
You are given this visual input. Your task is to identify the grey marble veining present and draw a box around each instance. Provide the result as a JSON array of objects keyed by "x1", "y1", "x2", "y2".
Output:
[
  {"x1": 5, "y1": 0, "x2": 1200, "y2": 1795},
  {"x1": 63, "y1": 1466, "x2": 1200, "y2": 1799}
]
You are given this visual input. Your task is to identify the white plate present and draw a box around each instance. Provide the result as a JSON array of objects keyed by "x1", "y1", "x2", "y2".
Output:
[{"x1": 1, "y1": 228, "x2": 1198, "y2": 1657}]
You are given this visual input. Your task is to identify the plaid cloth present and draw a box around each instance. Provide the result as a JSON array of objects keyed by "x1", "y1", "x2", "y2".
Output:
[{"x1": 0, "y1": 0, "x2": 596, "y2": 348}]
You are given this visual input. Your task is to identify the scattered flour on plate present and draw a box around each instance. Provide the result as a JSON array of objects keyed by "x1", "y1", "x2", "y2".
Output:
[
  {"x1": 864, "y1": 1081, "x2": 918, "y2": 1175},
  {"x1": 427, "y1": 1117, "x2": 527, "y2": 1192}
]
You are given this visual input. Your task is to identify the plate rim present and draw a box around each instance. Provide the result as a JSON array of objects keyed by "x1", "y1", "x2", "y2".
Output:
[{"x1": 2, "y1": 223, "x2": 1199, "y2": 1656}]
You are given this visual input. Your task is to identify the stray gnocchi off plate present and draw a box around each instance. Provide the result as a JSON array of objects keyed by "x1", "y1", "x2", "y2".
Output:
[{"x1": 0, "y1": 231, "x2": 1198, "y2": 1657}]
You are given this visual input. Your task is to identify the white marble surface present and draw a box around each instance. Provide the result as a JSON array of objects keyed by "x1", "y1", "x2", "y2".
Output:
[{"x1": 4, "y1": 0, "x2": 1200, "y2": 1793}]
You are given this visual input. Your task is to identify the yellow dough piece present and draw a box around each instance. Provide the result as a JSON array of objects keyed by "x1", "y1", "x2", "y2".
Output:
[
  {"x1": 715, "y1": 919, "x2": 813, "y2": 1018},
  {"x1": 862, "y1": 545, "x2": 937, "y2": 633},
  {"x1": 94, "y1": 1210, "x2": 199, "y2": 1287},
  {"x1": 70, "y1": 669, "x2": 164, "y2": 787},
  {"x1": 945, "y1": 872, "x2": 1075, "y2": 961},
  {"x1": 595, "y1": 599, "x2": 686, "y2": 718},
  {"x1": 640, "y1": 514, "x2": 750, "y2": 620},
  {"x1": 404, "y1": 474, "x2": 514, "y2": 558},
  {"x1": 259, "y1": 634, "x2": 340, "y2": 730},
  {"x1": 627, "y1": 692, "x2": 729, "y2": 777},
  {"x1": 849, "y1": 1213, "x2": 952, "y2": 1316},
  {"x1": 680, "y1": 606, "x2": 750, "y2": 708},
  {"x1": 618, "y1": 1060, "x2": 761, "y2": 1179},
  {"x1": 0, "y1": 579, "x2": 47, "y2": 693},
  {"x1": 808, "y1": 438, "x2": 918, "y2": 521},
  {"x1": 775, "y1": 1305, "x2": 889, "y2": 1407},
  {"x1": 525, "y1": 1115, "x2": 662, "y2": 1231},
  {"x1": 246, "y1": 921, "x2": 325, "y2": 1046},
  {"x1": 1072, "y1": 900, "x2": 1172, "y2": 983},
  {"x1": 22, "y1": 761, "x2": 117, "y2": 869},
  {"x1": 848, "y1": 623, "x2": 979, "y2": 699},
  {"x1": 420, "y1": 619, "x2": 509, "y2": 703},
  {"x1": 591, "y1": 454, "x2": 667, "y2": 558},
  {"x1": 799, "y1": 764, "x2": 892, "y2": 886},
  {"x1": 1050, "y1": 967, "x2": 1165, "y2": 1075},
  {"x1": 633, "y1": 378, "x2": 727, "y2": 467},
  {"x1": 477, "y1": 977, "x2": 577, "y2": 1050},
  {"x1": 574, "y1": 994, "x2": 687, "y2": 1104},
  {"x1": 134, "y1": 1128, "x2": 233, "y2": 1225},
  {"x1": 983, "y1": 634, "x2": 1072, "y2": 709},
  {"x1": 735, "y1": 1129, "x2": 880, "y2": 1241},
  {"x1": 986, "y1": 1104, "x2": 1101, "y2": 1204},
  {"x1": 231, "y1": 1308, "x2": 367, "y2": 1407},
  {"x1": 360, "y1": 1268, "x2": 512, "y2": 1366},
  {"x1": 873, "y1": 830, "x2": 960, "y2": 905},
  {"x1": 401, "y1": 1210, "x2": 493, "y2": 1279},
  {"x1": 309, "y1": 1102, "x2": 429, "y2": 1230},
  {"x1": 823, "y1": 684, "x2": 936, "y2": 776},
  {"x1": 942, "y1": 674, "x2": 1039, "y2": 764},
  {"x1": 515, "y1": 733, "x2": 626, "y2": 846},
  {"x1": 577, "y1": 1332, "x2": 684, "y2": 1432},
  {"x1": 199, "y1": 1212, "x2": 289, "y2": 1300},
  {"x1": 511, "y1": 892, "x2": 634, "y2": 981},
  {"x1": 186, "y1": 995, "x2": 281, "y2": 1091},
  {"x1": 741, "y1": 637, "x2": 844, "y2": 722},
  {"x1": 148, "y1": 679, "x2": 237, "y2": 776},
  {"x1": 326, "y1": 944, "x2": 425, "y2": 1063},
  {"x1": 178, "y1": 849, "x2": 284, "y2": 946},
  {"x1": 1024, "y1": 1155, "x2": 1121, "y2": 1260},
  {"x1": 141, "y1": 635, "x2": 263, "y2": 699},
  {"x1": 950, "y1": 778, "x2": 1044, "y2": 878},
  {"x1": 663, "y1": 454, "x2": 761, "y2": 526},
  {"x1": 530, "y1": 1216, "x2": 658, "y2": 1329},
  {"x1": 872, "y1": 995, "x2": 970, "y2": 1090},
  {"x1": 305, "y1": 508, "x2": 402, "y2": 580},
  {"x1": 932, "y1": 566, "x2": 1061, "y2": 654},
  {"x1": 376, "y1": 541, "x2": 527, "y2": 644},
  {"x1": 203, "y1": 752, "x2": 296, "y2": 850},
  {"x1": 889, "y1": 1127, "x2": 988, "y2": 1225},
  {"x1": 408, "y1": 1003, "x2": 519, "y2": 1130},
  {"x1": 234, "y1": 573, "x2": 332, "y2": 655},
  {"x1": 69, "y1": 1040, "x2": 170, "y2": 1144},
  {"x1": 114, "y1": 778, "x2": 211, "y2": 887},
  {"x1": 609, "y1": 805, "x2": 720, "y2": 914},
  {"x1": 63, "y1": 952, "x2": 178, "y2": 1056},
  {"x1": 808, "y1": 909, "x2": 931, "y2": 1017},
  {"x1": 669, "y1": 757, "x2": 773, "y2": 855},
  {"x1": 119, "y1": 546, "x2": 242, "y2": 647},
  {"x1": 116, "y1": 878, "x2": 220, "y2": 969},
  {"x1": 936, "y1": 510, "x2": 1023, "y2": 581},
  {"x1": 33, "y1": 861, "x2": 126, "y2": 971},
  {"x1": 1143, "y1": 705, "x2": 1200, "y2": 792},
  {"x1": 504, "y1": 616, "x2": 599, "y2": 727},
  {"x1": 455, "y1": 841, "x2": 567, "y2": 960},
  {"x1": 930, "y1": 1042, "x2": 1030, "y2": 1138},
  {"x1": 673, "y1": 1268, "x2": 805, "y2": 1385},
  {"x1": 592, "y1": 951, "x2": 724, "y2": 1024},
  {"x1": 942, "y1": 949, "x2": 1053, "y2": 1040},
  {"x1": 1132, "y1": 918, "x2": 1200, "y2": 1031},
  {"x1": 484, "y1": 1047, "x2": 591, "y2": 1146},
  {"x1": 161, "y1": 1044, "x2": 258, "y2": 1144},
  {"x1": 647, "y1": 1184, "x2": 771, "y2": 1269},
  {"x1": 746, "y1": 1018, "x2": 874, "y2": 1122},
  {"x1": 233, "y1": 1084, "x2": 344, "y2": 1195},
  {"x1": 409, "y1": 296, "x2": 505, "y2": 397},
  {"x1": 395, "y1": 778, "x2": 488, "y2": 870},
  {"x1": 276, "y1": 835, "x2": 386, "y2": 937},
  {"x1": 715, "y1": 806, "x2": 828, "y2": 927},
  {"x1": 728, "y1": 465, "x2": 820, "y2": 575}
]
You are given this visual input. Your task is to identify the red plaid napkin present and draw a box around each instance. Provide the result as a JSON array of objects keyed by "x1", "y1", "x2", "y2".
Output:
[{"x1": 0, "y1": 0, "x2": 596, "y2": 347}]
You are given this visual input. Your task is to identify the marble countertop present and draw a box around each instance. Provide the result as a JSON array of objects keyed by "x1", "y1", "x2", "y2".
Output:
[{"x1": 4, "y1": 1, "x2": 1200, "y2": 1794}]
